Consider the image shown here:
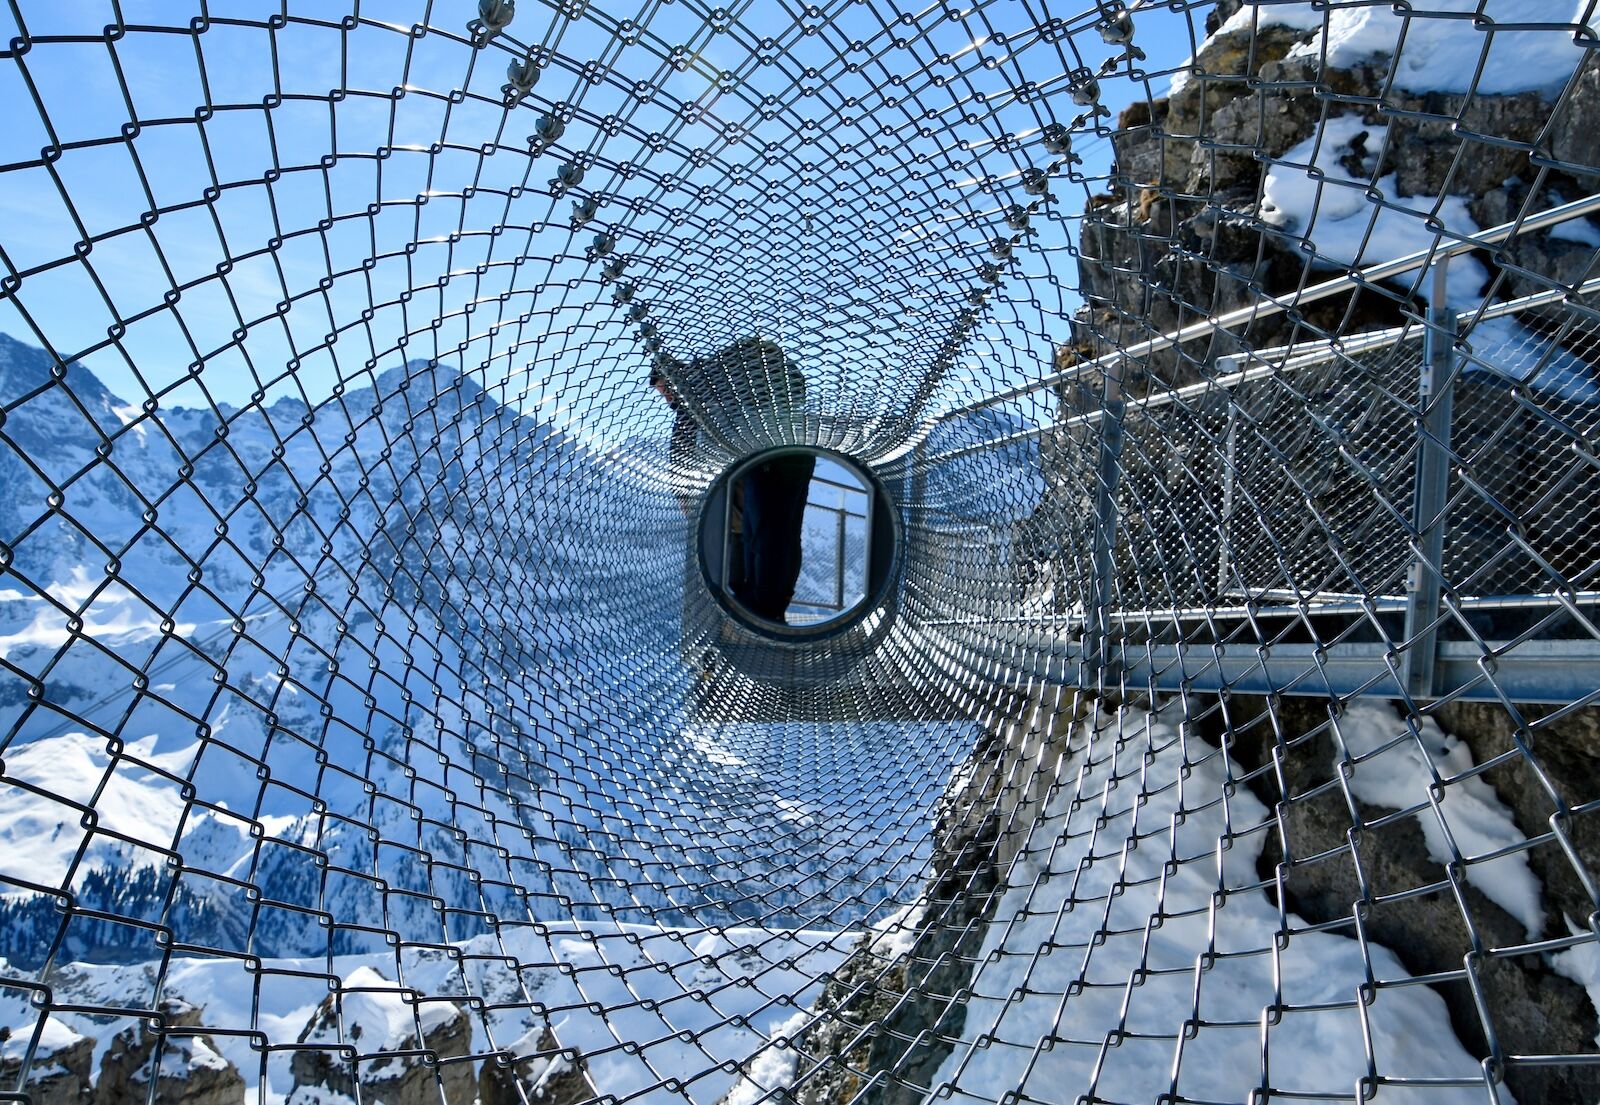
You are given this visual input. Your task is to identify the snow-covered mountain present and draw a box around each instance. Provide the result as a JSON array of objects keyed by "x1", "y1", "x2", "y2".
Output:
[
  {"x1": 0, "y1": 333, "x2": 945, "y2": 979},
  {"x1": 0, "y1": 921, "x2": 858, "y2": 1105}
]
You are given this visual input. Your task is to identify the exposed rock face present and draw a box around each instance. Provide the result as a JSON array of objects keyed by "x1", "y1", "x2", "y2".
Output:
[
  {"x1": 1062, "y1": 32, "x2": 1600, "y2": 1097},
  {"x1": 287, "y1": 991, "x2": 475, "y2": 1105},
  {"x1": 93, "y1": 998, "x2": 244, "y2": 1105},
  {"x1": 1065, "y1": 5, "x2": 1600, "y2": 398},
  {"x1": 1202, "y1": 695, "x2": 1600, "y2": 1105},
  {"x1": 0, "y1": 1031, "x2": 93, "y2": 1105},
  {"x1": 1550, "y1": 59, "x2": 1600, "y2": 185},
  {"x1": 1431, "y1": 701, "x2": 1600, "y2": 958},
  {"x1": 1039, "y1": 4, "x2": 1600, "y2": 1095},
  {"x1": 755, "y1": 686, "x2": 1599, "y2": 1105},
  {"x1": 479, "y1": 1027, "x2": 597, "y2": 1104}
]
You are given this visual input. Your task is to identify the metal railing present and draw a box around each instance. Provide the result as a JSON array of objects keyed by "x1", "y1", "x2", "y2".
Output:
[
  {"x1": 791, "y1": 486, "x2": 870, "y2": 616},
  {"x1": 919, "y1": 199, "x2": 1600, "y2": 704}
]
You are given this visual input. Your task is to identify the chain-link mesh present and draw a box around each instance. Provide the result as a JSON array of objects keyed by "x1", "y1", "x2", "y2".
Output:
[{"x1": 2, "y1": 1, "x2": 1599, "y2": 1103}]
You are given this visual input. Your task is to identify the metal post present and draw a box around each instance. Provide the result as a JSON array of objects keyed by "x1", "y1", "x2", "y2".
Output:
[
  {"x1": 1403, "y1": 260, "x2": 1458, "y2": 698},
  {"x1": 1084, "y1": 358, "x2": 1127, "y2": 688},
  {"x1": 835, "y1": 503, "x2": 847, "y2": 610},
  {"x1": 1217, "y1": 388, "x2": 1239, "y2": 597}
]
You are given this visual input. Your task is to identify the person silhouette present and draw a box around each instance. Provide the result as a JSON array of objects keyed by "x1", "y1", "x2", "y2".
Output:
[{"x1": 733, "y1": 450, "x2": 815, "y2": 622}]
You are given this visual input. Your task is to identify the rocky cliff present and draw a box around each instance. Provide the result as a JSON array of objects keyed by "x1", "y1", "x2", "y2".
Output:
[
  {"x1": 93, "y1": 999, "x2": 245, "y2": 1105},
  {"x1": 0, "y1": 1029, "x2": 93, "y2": 1105},
  {"x1": 0, "y1": 987, "x2": 599, "y2": 1105},
  {"x1": 0, "y1": 996, "x2": 250, "y2": 1105},
  {"x1": 1202, "y1": 693, "x2": 1600, "y2": 1105},
  {"x1": 1064, "y1": 0, "x2": 1600, "y2": 396},
  {"x1": 730, "y1": 688, "x2": 1599, "y2": 1104},
  {"x1": 1065, "y1": 5, "x2": 1600, "y2": 1098}
]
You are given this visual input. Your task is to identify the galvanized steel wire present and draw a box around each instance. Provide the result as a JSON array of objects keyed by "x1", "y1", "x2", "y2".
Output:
[{"x1": 1, "y1": 1, "x2": 1599, "y2": 1103}]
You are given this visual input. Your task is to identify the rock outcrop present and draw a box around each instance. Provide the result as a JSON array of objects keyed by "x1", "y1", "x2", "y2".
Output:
[
  {"x1": 738, "y1": 671, "x2": 1600, "y2": 1104},
  {"x1": 286, "y1": 972, "x2": 475, "y2": 1105},
  {"x1": 1065, "y1": 0, "x2": 1600, "y2": 399},
  {"x1": 93, "y1": 998, "x2": 245, "y2": 1105},
  {"x1": 1201, "y1": 693, "x2": 1600, "y2": 1105},
  {"x1": 479, "y1": 1027, "x2": 597, "y2": 1104},
  {"x1": 0, "y1": 1028, "x2": 94, "y2": 1105}
]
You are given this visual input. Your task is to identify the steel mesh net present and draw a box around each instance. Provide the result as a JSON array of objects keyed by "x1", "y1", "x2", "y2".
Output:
[{"x1": 1, "y1": 1, "x2": 1599, "y2": 1103}]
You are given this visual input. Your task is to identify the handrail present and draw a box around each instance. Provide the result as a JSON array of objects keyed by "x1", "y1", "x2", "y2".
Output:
[
  {"x1": 939, "y1": 190, "x2": 1600, "y2": 421},
  {"x1": 923, "y1": 221, "x2": 1600, "y2": 467}
]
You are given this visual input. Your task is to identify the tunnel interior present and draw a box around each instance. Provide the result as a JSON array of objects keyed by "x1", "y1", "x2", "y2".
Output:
[{"x1": 1, "y1": 2, "x2": 1599, "y2": 1103}]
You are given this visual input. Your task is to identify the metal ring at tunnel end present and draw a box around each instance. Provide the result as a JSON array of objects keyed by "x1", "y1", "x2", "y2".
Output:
[{"x1": 697, "y1": 445, "x2": 902, "y2": 645}]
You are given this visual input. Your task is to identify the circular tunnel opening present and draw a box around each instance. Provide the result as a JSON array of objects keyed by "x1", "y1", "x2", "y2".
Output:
[{"x1": 697, "y1": 447, "x2": 901, "y2": 641}]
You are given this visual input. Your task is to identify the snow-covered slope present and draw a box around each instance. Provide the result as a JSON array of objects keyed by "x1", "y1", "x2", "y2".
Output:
[
  {"x1": 0, "y1": 922, "x2": 854, "y2": 1104},
  {"x1": 0, "y1": 332, "x2": 943, "y2": 974},
  {"x1": 930, "y1": 704, "x2": 1503, "y2": 1104}
]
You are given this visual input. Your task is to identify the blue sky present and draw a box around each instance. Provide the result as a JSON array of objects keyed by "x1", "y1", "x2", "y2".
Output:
[{"x1": 0, "y1": 1, "x2": 1202, "y2": 440}]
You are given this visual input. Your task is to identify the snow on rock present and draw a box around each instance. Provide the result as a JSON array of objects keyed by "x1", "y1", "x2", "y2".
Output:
[
  {"x1": 929, "y1": 704, "x2": 1499, "y2": 1104},
  {"x1": 1214, "y1": 1, "x2": 1329, "y2": 36},
  {"x1": 0, "y1": 978, "x2": 95, "y2": 1105},
  {"x1": 0, "y1": 1035, "x2": 94, "y2": 1105},
  {"x1": 1551, "y1": 918, "x2": 1600, "y2": 1047},
  {"x1": 155, "y1": 1032, "x2": 231, "y2": 1078},
  {"x1": 295, "y1": 966, "x2": 461, "y2": 1052},
  {"x1": 1336, "y1": 701, "x2": 1545, "y2": 939},
  {"x1": 0, "y1": 1019, "x2": 86, "y2": 1066},
  {"x1": 864, "y1": 901, "x2": 926, "y2": 960},
  {"x1": 1167, "y1": 2, "x2": 1331, "y2": 97},
  {"x1": 0, "y1": 981, "x2": 84, "y2": 1064},
  {"x1": 1259, "y1": 115, "x2": 1600, "y2": 400},
  {"x1": 479, "y1": 1025, "x2": 596, "y2": 1104},
  {"x1": 716, "y1": 1010, "x2": 811, "y2": 1105},
  {"x1": 287, "y1": 966, "x2": 474, "y2": 1104},
  {"x1": 1261, "y1": 116, "x2": 1486, "y2": 300},
  {"x1": 467, "y1": 923, "x2": 852, "y2": 1104},
  {"x1": 94, "y1": 997, "x2": 245, "y2": 1105},
  {"x1": 0, "y1": 565, "x2": 195, "y2": 663},
  {"x1": 1283, "y1": 0, "x2": 1597, "y2": 95},
  {"x1": 1193, "y1": 2, "x2": 1596, "y2": 97},
  {"x1": 1550, "y1": 215, "x2": 1600, "y2": 248}
]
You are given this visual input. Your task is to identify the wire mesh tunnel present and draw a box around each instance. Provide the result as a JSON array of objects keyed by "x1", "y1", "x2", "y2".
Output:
[{"x1": 2, "y1": 1, "x2": 1599, "y2": 1102}]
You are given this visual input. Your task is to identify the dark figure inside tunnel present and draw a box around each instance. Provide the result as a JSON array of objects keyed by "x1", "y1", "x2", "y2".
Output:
[{"x1": 734, "y1": 452, "x2": 816, "y2": 622}]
